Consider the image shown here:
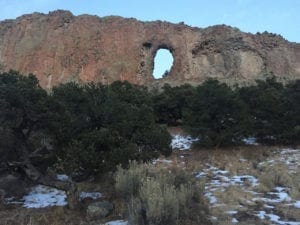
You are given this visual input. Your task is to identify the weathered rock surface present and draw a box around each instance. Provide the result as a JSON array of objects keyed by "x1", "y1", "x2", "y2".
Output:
[
  {"x1": 0, "y1": 10, "x2": 299, "y2": 89},
  {"x1": 86, "y1": 201, "x2": 114, "y2": 220}
]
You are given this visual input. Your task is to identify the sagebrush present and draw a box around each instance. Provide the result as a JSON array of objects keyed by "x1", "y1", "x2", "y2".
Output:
[{"x1": 115, "y1": 161, "x2": 210, "y2": 225}]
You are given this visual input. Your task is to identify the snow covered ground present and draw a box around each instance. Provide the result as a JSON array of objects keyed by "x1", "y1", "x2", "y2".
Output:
[
  {"x1": 196, "y1": 148, "x2": 300, "y2": 224},
  {"x1": 255, "y1": 211, "x2": 300, "y2": 225},
  {"x1": 79, "y1": 191, "x2": 102, "y2": 201},
  {"x1": 22, "y1": 185, "x2": 67, "y2": 208},
  {"x1": 171, "y1": 134, "x2": 198, "y2": 150},
  {"x1": 105, "y1": 220, "x2": 128, "y2": 225},
  {"x1": 6, "y1": 183, "x2": 102, "y2": 208},
  {"x1": 171, "y1": 134, "x2": 259, "y2": 150},
  {"x1": 164, "y1": 131, "x2": 299, "y2": 224},
  {"x1": 56, "y1": 174, "x2": 70, "y2": 181},
  {"x1": 171, "y1": 133, "x2": 260, "y2": 151},
  {"x1": 153, "y1": 158, "x2": 173, "y2": 164},
  {"x1": 242, "y1": 137, "x2": 259, "y2": 145},
  {"x1": 3, "y1": 128, "x2": 299, "y2": 225}
]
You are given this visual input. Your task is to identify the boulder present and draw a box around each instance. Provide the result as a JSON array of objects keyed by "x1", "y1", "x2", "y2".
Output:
[{"x1": 86, "y1": 201, "x2": 114, "y2": 220}]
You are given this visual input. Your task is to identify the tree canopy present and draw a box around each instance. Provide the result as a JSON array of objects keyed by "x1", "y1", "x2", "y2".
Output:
[
  {"x1": 0, "y1": 72, "x2": 171, "y2": 180},
  {"x1": 183, "y1": 79, "x2": 248, "y2": 148},
  {"x1": 1, "y1": 71, "x2": 299, "y2": 181},
  {"x1": 51, "y1": 81, "x2": 171, "y2": 178}
]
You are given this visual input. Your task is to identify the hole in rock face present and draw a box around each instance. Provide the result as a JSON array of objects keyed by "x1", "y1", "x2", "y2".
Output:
[
  {"x1": 143, "y1": 42, "x2": 152, "y2": 48},
  {"x1": 153, "y1": 49, "x2": 174, "y2": 79}
]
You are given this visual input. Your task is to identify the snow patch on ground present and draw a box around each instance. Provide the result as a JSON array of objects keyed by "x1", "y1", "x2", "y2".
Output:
[
  {"x1": 171, "y1": 134, "x2": 198, "y2": 150},
  {"x1": 226, "y1": 210, "x2": 238, "y2": 215},
  {"x1": 205, "y1": 192, "x2": 217, "y2": 204},
  {"x1": 279, "y1": 148, "x2": 300, "y2": 172},
  {"x1": 79, "y1": 192, "x2": 102, "y2": 200},
  {"x1": 232, "y1": 218, "x2": 239, "y2": 223},
  {"x1": 231, "y1": 175, "x2": 259, "y2": 186},
  {"x1": 242, "y1": 137, "x2": 258, "y2": 145},
  {"x1": 195, "y1": 148, "x2": 300, "y2": 225},
  {"x1": 56, "y1": 174, "x2": 70, "y2": 181},
  {"x1": 152, "y1": 159, "x2": 173, "y2": 164},
  {"x1": 281, "y1": 148, "x2": 299, "y2": 155},
  {"x1": 105, "y1": 220, "x2": 128, "y2": 225},
  {"x1": 255, "y1": 211, "x2": 300, "y2": 225},
  {"x1": 273, "y1": 187, "x2": 292, "y2": 202},
  {"x1": 23, "y1": 185, "x2": 67, "y2": 208},
  {"x1": 197, "y1": 165, "x2": 258, "y2": 188},
  {"x1": 259, "y1": 148, "x2": 300, "y2": 173},
  {"x1": 196, "y1": 164, "x2": 259, "y2": 208},
  {"x1": 256, "y1": 211, "x2": 266, "y2": 219},
  {"x1": 253, "y1": 187, "x2": 292, "y2": 204},
  {"x1": 4, "y1": 197, "x2": 23, "y2": 205}
]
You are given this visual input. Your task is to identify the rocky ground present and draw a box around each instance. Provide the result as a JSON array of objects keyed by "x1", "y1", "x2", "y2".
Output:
[
  {"x1": 159, "y1": 129, "x2": 300, "y2": 225},
  {"x1": 1, "y1": 128, "x2": 299, "y2": 225}
]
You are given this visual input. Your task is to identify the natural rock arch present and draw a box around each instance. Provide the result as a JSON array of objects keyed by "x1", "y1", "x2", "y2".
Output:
[
  {"x1": 152, "y1": 47, "x2": 174, "y2": 79},
  {"x1": 0, "y1": 10, "x2": 299, "y2": 89},
  {"x1": 139, "y1": 42, "x2": 176, "y2": 81}
]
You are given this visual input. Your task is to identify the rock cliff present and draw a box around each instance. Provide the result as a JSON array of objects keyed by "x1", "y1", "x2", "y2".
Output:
[{"x1": 0, "y1": 10, "x2": 300, "y2": 89}]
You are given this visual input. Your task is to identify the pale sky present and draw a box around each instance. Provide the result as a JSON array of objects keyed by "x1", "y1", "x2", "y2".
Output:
[{"x1": 0, "y1": 0, "x2": 299, "y2": 78}]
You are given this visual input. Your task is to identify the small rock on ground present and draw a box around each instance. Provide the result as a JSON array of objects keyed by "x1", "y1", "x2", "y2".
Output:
[{"x1": 87, "y1": 201, "x2": 114, "y2": 220}]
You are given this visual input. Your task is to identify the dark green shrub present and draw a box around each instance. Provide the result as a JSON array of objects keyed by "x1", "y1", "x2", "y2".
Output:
[
  {"x1": 183, "y1": 79, "x2": 248, "y2": 148},
  {"x1": 0, "y1": 71, "x2": 62, "y2": 168},
  {"x1": 52, "y1": 81, "x2": 171, "y2": 177},
  {"x1": 152, "y1": 84, "x2": 194, "y2": 125},
  {"x1": 281, "y1": 80, "x2": 300, "y2": 143},
  {"x1": 238, "y1": 76, "x2": 299, "y2": 144}
]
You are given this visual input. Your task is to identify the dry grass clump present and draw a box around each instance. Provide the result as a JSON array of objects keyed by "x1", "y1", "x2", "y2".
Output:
[
  {"x1": 184, "y1": 146, "x2": 272, "y2": 176},
  {"x1": 289, "y1": 167, "x2": 300, "y2": 199},
  {"x1": 258, "y1": 164, "x2": 294, "y2": 193},
  {"x1": 138, "y1": 178, "x2": 179, "y2": 225},
  {"x1": 114, "y1": 161, "x2": 210, "y2": 225},
  {"x1": 0, "y1": 207, "x2": 86, "y2": 225},
  {"x1": 276, "y1": 204, "x2": 300, "y2": 222},
  {"x1": 215, "y1": 185, "x2": 255, "y2": 207},
  {"x1": 115, "y1": 161, "x2": 149, "y2": 198}
]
